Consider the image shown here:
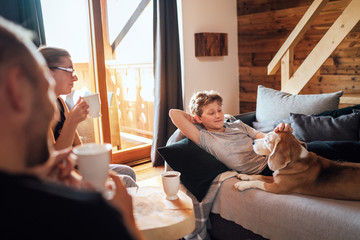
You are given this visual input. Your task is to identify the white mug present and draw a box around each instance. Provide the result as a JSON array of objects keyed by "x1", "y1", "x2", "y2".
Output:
[
  {"x1": 161, "y1": 171, "x2": 181, "y2": 200},
  {"x1": 83, "y1": 93, "x2": 101, "y2": 118},
  {"x1": 73, "y1": 143, "x2": 115, "y2": 199}
]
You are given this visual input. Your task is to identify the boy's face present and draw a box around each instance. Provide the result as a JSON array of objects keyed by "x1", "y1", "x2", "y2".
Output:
[{"x1": 196, "y1": 101, "x2": 224, "y2": 132}]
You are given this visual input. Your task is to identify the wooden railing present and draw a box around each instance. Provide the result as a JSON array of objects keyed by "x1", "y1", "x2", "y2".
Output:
[
  {"x1": 73, "y1": 62, "x2": 154, "y2": 150},
  {"x1": 105, "y1": 62, "x2": 154, "y2": 149},
  {"x1": 268, "y1": 0, "x2": 360, "y2": 103}
]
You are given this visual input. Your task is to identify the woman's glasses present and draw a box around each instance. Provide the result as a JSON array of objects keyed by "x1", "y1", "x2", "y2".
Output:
[{"x1": 50, "y1": 66, "x2": 76, "y2": 77}]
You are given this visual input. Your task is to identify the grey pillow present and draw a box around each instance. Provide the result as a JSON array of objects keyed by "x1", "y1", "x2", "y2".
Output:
[
  {"x1": 252, "y1": 118, "x2": 291, "y2": 133},
  {"x1": 256, "y1": 85, "x2": 343, "y2": 123},
  {"x1": 290, "y1": 112, "x2": 360, "y2": 142}
]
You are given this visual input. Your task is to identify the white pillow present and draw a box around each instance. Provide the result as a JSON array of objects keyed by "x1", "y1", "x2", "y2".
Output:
[{"x1": 256, "y1": 85, "x2": 343, "y2": 123}]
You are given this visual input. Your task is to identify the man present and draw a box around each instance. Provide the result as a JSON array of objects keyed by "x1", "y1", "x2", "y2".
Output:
[{"x1": 0, "y1": 17, "x2": 144, "y2": 240}]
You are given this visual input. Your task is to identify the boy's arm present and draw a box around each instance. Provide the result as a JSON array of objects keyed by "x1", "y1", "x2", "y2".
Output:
[{"x1": 169, "y1": 109, "x2": 201, "y2": 144}]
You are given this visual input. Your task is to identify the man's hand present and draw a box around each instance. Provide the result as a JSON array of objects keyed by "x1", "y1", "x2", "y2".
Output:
[
  {"x1": 25, "y1": 148, "x2": 82, "y2": 189},
  {"x1": 274, "y1": 122, "x2": 293, "y2": 133},
  {"x1": 107, "y1": 173, "x2": 134, "y2": 220},
  {"x1": 107, "y1": 173, "x2": 145, "y2": 240}
]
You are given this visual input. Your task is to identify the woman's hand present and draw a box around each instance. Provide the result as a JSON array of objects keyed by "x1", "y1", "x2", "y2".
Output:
[
  {"x1": 274, "y1": 122, "x2": 293, "y2": 133},
  {"x1": 68, "y1": 97, "x2": 89, "y2": 125}
]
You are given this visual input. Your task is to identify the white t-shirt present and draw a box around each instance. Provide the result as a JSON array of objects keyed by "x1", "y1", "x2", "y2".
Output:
[{"x1": 198, "y1": 120, "x2": 267, "y2": 174}]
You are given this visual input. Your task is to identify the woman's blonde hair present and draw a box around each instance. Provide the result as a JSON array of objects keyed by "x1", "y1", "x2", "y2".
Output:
[
  {"x1": 189, "y1": 90, "x2": 223, "y2": 116},
  {"x1": 38, "y1": 46, "x2": 70, "y2": 68}
]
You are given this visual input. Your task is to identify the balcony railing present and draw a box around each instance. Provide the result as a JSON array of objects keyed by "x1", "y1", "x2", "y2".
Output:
[{"x1": 72, "y1": 62, "x2": 154, "y2": 151}]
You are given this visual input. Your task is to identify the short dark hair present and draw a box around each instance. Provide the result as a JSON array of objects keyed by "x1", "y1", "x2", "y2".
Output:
[{"x1": 0, "y1": 17, "x2": 41, "y2": 87}]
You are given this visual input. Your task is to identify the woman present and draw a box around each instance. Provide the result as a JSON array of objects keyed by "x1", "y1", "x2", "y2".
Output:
[{"x1": 39, "y1": 47, "x2": 137, "y2": 187}]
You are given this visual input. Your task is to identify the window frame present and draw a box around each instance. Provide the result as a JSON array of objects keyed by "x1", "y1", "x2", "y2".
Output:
[{"x1": 89, "y1": 0, "x2": 151, "y2": 165}]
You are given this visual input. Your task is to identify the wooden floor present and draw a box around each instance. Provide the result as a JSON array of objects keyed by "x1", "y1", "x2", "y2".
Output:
[{"x1": 133, "y1": 160, "x2": 164, "y2": 187}]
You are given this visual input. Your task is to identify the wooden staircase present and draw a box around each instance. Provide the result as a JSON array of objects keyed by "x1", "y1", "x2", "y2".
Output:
[{"x1": 268, "y1": 0, "x2": 360, "y2": 104}]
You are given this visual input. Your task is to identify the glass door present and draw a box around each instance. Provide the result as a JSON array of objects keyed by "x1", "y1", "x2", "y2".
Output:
[
  {"x1": 102, "y1": 0, "x2": 154, "y2": 164},
  {"x1": 41, "y1": 0, "x2": 154, "y2": 165},
  {"x1": 41, "y1": 0, "x2": 102, "y2": 144}
]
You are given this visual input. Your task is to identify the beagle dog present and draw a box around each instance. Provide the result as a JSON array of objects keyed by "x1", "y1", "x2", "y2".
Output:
[{"x1": 234, "y1": 132, "x2": 360, "y2": 200}]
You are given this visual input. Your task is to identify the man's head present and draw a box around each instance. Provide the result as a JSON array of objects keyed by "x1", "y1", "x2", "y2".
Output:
[{"x1": 0, "y1": 17, "x2": 56, "y2": 170}]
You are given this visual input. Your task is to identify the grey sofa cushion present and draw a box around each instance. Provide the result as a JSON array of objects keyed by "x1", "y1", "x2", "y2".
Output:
[
  {"x1": 256, "y1": 85, "x2": 343, "y2": 123},
  {"x1": 290, "y1": 112, "x2": 360, "y2": 142}
]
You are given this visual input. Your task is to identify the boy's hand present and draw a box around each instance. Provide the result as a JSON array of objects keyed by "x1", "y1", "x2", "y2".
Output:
[
  {"x1": 274, "y1": 122, "x2": 293, "y2": 133},
  {"x1": 185, "y1": 113, "x2": 197, "y2": 124}
]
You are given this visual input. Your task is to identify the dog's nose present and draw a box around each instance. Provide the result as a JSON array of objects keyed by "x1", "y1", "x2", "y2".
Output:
[{"x1": 252, "y1": 140, "x2": 255, "y2": 145}]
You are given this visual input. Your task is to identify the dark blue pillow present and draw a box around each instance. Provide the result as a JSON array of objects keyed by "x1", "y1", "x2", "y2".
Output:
[
  {"x1": 157, "y1": 138, "x2": 229, "y2": 202},
  {"x1": 290, "y1": 112, "x2": 360, "y2": 142},
  {"x1": 307, "y1": 141, "x2": 360, "y2": 163},
  {"x1": 316, "y1": 104, "x2": 360, "y2": 118}
]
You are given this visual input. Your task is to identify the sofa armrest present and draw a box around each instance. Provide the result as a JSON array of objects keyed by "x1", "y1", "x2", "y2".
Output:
[{"x1": 233, "y1": 111, "x2": 256, "y2": 127}]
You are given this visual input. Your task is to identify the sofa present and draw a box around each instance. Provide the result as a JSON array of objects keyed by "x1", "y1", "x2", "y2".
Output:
[
  {"x1": 158, "y1": 86, "x2": 360, "y2": 240},
  {"x1": 209, "y1": 111, "x2": 360, "y2": 240}
]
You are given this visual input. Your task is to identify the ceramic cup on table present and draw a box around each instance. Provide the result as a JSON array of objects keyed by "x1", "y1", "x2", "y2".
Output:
[
  {"x1": 161, "y1": 171, "x2": 181, "y2": 200},
  {"x1": 83, "y1": 93, "x2": 101, "y2": 118},
  {"x1": 73, "y1": 143, "x2": 115, "y2": 199}
]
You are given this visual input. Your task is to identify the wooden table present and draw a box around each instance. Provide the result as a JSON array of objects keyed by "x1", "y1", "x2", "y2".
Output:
[{"x1": 127, "y1": 186, "x2": 195, "y2": 240}]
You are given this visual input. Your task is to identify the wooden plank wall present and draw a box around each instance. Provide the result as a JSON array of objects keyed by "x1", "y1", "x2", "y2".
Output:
[{"x1": 238, "y1": 0, "x2": 360, "y2": 113}]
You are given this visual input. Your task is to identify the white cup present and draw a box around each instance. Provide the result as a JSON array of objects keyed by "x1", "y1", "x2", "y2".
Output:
[
  {"x1": 73, "y1": 143, "x2": 115, "y2": 199},
  {"x1": 83, "y1": 93, "x2": 101, "y2": 118},
  {"x1": 161, "y1": 171, "x2": 181, "y2": 200}
]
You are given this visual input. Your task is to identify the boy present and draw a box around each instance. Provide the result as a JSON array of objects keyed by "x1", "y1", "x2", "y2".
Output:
[{"x1": 169, "y1": 90, "x2": 292, "y2": 175}]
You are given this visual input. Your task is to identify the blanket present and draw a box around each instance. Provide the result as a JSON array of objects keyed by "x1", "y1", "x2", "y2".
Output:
[{"x1": 184, "y1": 171, "x2": 237, "y2": 240}]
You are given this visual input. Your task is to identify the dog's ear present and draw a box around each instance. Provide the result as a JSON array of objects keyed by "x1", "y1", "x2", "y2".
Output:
[
  {"x1": 297, "y1": 139, "x2": 307, "y2": 149},
  {"x1": 268, "y1": 135, "x2": 291, "y2": 171}
]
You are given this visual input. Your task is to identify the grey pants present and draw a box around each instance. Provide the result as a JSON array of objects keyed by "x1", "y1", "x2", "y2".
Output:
[{"x1": 109, "y1": 164, "x2": 138, "y2": 188}]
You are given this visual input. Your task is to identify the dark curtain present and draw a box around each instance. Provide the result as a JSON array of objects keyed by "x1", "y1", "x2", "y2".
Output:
[
  {"x1": 151, "y1": 0, "x2": 183, "y2": 166},
  {"x1": 0, "y1": 0, "x2": 46, "y2": 47}
]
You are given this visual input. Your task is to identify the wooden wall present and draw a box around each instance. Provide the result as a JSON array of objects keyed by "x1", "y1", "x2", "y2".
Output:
[{"x1": 238, "y1": 0, "x2": 360, "y2": 113}]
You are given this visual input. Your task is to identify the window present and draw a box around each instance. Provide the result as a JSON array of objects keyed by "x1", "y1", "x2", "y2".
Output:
[{"x1": 41, "y1": 0, "x2": 154, "y2": 164}]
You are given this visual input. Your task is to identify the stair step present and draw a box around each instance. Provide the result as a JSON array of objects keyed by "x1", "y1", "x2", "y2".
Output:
[{"x1": 340, "y1": 94, "x2": 360, "y2": 105}]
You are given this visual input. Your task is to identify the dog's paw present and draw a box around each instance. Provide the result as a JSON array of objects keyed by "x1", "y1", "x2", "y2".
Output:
[
  {"x1": 234, "y1": 181, "x2": 250, "y2": 191},
  {"x1": 236, "y1": 173, "x2": 252, "y2": 181}
]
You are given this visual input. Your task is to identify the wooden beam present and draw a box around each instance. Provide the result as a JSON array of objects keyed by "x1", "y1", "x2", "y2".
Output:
[
  {"x1": 282, "y1": 0, "x2": 360, "y2": 94},
  {"x1": 101, "y1": 0, "x2": 113, "y2": 60},
  {"x1": 280, "y1": 47, "x2": 294, "y2": 87},
  {"x1": 89, "y1": 0, "x2": 111, "y2": 144},
  {"x1": 267, "y1": 0, "x2": 329, "y2": 75},
  {"x1": 111, "y1": 0, "x2": 151, "y2": 52},
  {"x1": 340, "y1": 94, "x2": 360, "y2": 105},
  {"x1": 111, "y1": 144, "x2": 151, "y2": 164}
]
